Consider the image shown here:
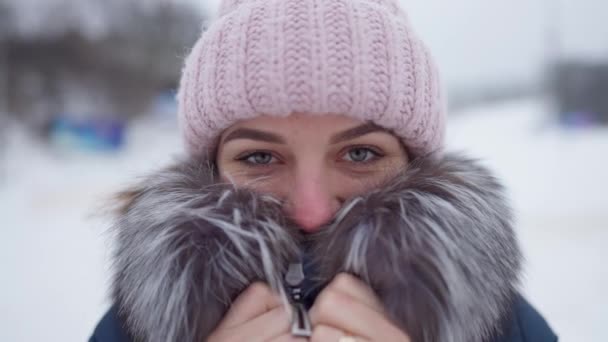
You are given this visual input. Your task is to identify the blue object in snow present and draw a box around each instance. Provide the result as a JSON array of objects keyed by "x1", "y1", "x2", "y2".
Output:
[{"x1": 51, "y1": 115, "x2": 126, "y2": 152}]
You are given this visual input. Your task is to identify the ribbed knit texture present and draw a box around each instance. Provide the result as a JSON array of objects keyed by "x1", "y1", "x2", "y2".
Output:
[{"x1": 178, "y1": 0, "x2": 445, "y2": 157}]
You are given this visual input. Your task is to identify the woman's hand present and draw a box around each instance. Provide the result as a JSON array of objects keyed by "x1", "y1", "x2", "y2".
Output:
[
  {"x1": 208, "y1": 282, "x2": 306, "y2": 342},
  {"x1": 309, "y1": 273, "x2": 411, "y2": 342}
]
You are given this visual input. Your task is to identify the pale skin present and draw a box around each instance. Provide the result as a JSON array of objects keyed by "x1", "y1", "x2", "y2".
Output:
[{"x1": 209, "y1": 113, "x2": 412, "y2": 342}]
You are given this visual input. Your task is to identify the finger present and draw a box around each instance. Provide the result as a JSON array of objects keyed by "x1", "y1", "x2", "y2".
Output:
[
  {"x1": 328, "y1": 273, "x2": 384, "y2": 314},
  {"x1": 235, "y1": 306, "x2": 292, "y2": 342},
  {"x1": 219, "y1": 282, "x2": 283, "y2": 329},
  {"x1": 267, "y1": 333, "x2": 309, "y2": 342},
  {"x1": 310, "y1": 287, "x2": 404, "y2": 340},
  {"x1": 311, "y1": 324, "x2": 354, "y2": 342}
]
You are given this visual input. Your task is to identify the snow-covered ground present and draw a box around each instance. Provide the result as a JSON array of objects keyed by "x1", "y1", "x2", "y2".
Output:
[
  {"x1": 1, "y1": 98, "x2": 607, "y2": 341},
  {"x1": 447, "y1": 100, "x2": 608, "y2": 341}
]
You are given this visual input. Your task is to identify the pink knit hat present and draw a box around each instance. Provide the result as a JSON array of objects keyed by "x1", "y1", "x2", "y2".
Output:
[{"x1": 177, "y1": 0, "x2": 445, "y2": 157}]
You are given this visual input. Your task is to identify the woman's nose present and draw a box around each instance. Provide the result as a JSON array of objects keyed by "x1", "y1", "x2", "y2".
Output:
[{"x1": 285, "y1": 172, "x2": 340, "y2": 233}]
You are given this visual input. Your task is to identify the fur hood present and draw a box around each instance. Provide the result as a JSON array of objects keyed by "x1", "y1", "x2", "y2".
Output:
[{"x1": 110, "y1": 152, "x2": 522, "y2": 342}]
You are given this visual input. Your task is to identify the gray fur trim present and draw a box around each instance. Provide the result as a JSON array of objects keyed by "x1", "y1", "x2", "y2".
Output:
[
  {"x1": 110, "y1": 157, "x2": 301, "y2": 342},
  {"x1": 309, "y1": 152, "x2": 522, "y2": 342},
  {"x1": 110, "y1": 152, "x2": 521, "y2": 342}
]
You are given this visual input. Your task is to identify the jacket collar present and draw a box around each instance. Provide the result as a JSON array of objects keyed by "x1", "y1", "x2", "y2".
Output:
[{"x1": 110, "y1": 152, "x2": 521, "y2": 342}]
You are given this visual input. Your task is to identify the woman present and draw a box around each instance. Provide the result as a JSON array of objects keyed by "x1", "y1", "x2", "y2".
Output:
[{"x1": 90, "y1": 0, "x2": 557, "y2": 341}]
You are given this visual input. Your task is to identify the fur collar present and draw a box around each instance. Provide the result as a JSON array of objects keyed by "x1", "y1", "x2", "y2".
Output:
[{"x1": 110, "y1": 153, "x2": 521, "y2": 342}]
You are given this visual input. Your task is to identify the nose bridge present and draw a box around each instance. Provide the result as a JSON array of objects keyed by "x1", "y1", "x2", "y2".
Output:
[
  {"x1": 287, "y1": 159, "x2": 338, "y2": 232},
  {"x1": 294, "y1": 166, "x2": 328, "y2": 205}
]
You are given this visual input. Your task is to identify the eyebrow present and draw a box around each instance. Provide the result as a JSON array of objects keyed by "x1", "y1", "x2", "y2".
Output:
[
  {"x1": 329, "y1": 122, "x2": 386, "y2": 144},
  {"x1": 222, "y1": 128, "x2": 286, "y2": 144},
  {"x1": 221, "y1": 122, "x2": 386, "y2": 145}
]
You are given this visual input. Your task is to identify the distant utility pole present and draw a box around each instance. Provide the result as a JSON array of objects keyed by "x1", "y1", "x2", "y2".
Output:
[
  {"x1": 0, "y1": 46, "x2": 6, "y2": 183},
  {"x1": 0, "y1": 45, "x2": 6, "y2": 115},
  {"x1": 544, "y1": 0, "x2": 563, "y2": 68},
  {"x1": 541, "y1": 0, "x2": 564, "y2": 111}
]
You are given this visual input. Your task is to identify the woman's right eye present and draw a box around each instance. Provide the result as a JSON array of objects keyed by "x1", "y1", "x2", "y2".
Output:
[{"x1": 237, "y1": 152, "x2": 277, "y2": 166}]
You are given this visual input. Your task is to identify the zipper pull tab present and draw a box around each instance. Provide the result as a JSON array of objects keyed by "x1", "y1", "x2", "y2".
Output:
[
  {"x1": 291, "y1": 303, "x2": 312, "y2": 337},
  {"x1": 285, "y1": 262, "x2": 305, "y2": 302},
  {"x1": 285, "y1": 262, "x2": 311, "y2": 337}
]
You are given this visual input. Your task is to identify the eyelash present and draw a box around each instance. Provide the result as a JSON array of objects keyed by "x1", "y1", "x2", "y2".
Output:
[
  {"x1": 235, "y1": 150, "x2": 280, "y2": 167},
  {"x1": 340, "y1": 145, "x2": 384, "y2": 164},
  {"x1": 235, "y1": 146, "x2": 384, "y2": 167}
]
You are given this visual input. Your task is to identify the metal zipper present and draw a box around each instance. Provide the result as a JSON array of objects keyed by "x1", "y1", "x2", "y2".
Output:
[{"x1": 285, "y1": 262, "x2": 312, "y2": 337}]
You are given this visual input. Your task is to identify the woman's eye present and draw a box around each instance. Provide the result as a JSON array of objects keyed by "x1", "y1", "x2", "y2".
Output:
[
  {"x1": 343, "y1": 147, "x2": 381, "y2": 163},
  {"x1": 239, "y1": 152, "x2": 276, "y2": 165}
]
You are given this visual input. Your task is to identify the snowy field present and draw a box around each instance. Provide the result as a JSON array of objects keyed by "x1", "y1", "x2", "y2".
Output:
[{"x1": 1, "y1": 98, "x2": 607, "y2": 341}]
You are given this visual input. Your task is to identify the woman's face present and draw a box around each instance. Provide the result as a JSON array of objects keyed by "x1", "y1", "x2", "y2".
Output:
[{"x1": 216, "y1": 114, "x2": 409, "y2": 232}]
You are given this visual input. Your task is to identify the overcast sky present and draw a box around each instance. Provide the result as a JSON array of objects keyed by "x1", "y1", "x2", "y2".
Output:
[{"x1": 187, "y1": 0, "x2": 607, "y2": 91}]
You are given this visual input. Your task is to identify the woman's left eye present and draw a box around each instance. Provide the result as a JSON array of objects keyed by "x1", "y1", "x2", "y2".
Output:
[
  {"x1": 236, "y1": 151, "x2": 277, "y2": 166},
  {"x1": 342, "y1": 147, "x2": 382, "y2": 163}
]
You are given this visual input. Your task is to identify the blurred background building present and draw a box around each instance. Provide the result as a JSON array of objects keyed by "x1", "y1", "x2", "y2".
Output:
[
  {"x1": 0, "y1": 0, "x2": 203, "y2": 148},
  {"x1": 1, "y1": 0, "x2": 606, "y2": 341}
]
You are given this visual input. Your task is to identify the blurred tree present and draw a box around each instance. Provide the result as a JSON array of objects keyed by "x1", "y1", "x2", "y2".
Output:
[{"x1": 0, "y1": 0, "x2": 205, "y2": 135}]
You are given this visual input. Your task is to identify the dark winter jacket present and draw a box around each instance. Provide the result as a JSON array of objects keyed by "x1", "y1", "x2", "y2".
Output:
[
  {"x1": 90, "y1": 153, "x2": 557, "y2": 342},
  {"x1": 91, "y1": 294, "x2": 556, "y2": 342}
]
